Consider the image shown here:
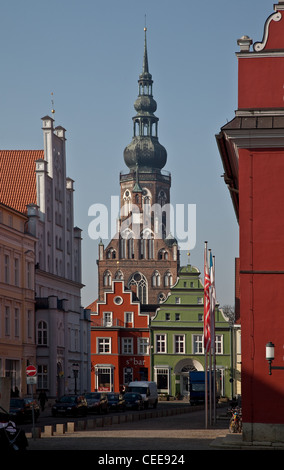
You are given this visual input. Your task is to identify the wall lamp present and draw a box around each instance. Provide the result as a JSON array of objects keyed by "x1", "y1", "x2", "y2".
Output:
[{"x1": 266, "y1": 342, "x2": 284, "y2": 375}]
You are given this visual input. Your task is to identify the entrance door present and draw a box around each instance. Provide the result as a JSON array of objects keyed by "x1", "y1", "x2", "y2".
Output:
[{"x1": 181, "y1": 373, "x2": 190, "y2": 397}]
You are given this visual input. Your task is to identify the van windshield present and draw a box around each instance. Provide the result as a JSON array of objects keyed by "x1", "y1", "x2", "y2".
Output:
[{"x1": 128, "y1": 386, "x2": 147, "y2": 394}]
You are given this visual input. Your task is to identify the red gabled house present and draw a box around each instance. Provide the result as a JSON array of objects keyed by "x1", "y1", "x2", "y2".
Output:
[{"x1": 88, "y1": 281, "x2": 150, "y2": 393}]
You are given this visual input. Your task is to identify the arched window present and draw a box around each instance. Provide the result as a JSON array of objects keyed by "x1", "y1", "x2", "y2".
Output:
[
  {"x1": 103, "y1": 270, "x2": 112, "y2": 286},
  {"x1": 128, "y1": 272, "x2": 148, "y2": 304},
  {"x1": 158, "y1": 248, "x2": 168, "y2": 260},
  {"x1": 140, "y1": 229, "x2": 154, "y2": 259},
  {"x1": 152, "y1": 270, "x2": 161, "y2": 287},
  {"x1": 37, "y1": 320, "x2": 48, "y2": 345},
  {"x1": 164, "y1": 271, "x2": 173, "y2": 287},
  {"x1": 115, "y1": 270, "x2": 124, "y2": 280},
  {"x1": 107, "y1": 248, "x2": 116, "y2": 259}
]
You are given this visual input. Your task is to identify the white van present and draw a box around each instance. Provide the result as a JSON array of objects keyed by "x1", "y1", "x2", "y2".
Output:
[{"x1": 127, "y1": 381, "x2": 158, "y2": 409}]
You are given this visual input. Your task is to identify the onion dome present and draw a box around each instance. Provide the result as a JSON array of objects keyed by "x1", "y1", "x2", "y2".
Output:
[{"x1": 123, "y1": 27, "x2": 167, "y2": 172}]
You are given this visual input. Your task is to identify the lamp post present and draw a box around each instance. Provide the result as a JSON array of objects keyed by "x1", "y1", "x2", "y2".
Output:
[{"x1": 266, "y1": 342, "x2": 284, "y2": 375}]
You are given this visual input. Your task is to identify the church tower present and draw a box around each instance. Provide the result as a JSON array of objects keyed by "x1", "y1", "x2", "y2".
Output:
[{"x1": 98, "y1": 28, "x2": 180, "y2": 306}]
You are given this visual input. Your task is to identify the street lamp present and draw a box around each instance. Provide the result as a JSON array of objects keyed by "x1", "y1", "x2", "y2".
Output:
[{"x1": 266, "y1": 342, "x2": 284, "y2": 375}]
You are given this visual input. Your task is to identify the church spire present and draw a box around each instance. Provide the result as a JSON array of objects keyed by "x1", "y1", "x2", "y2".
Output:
[
  {"x1": 142, "y1": 26, "x2": 149, "y2": 75},
  {"x1": 123, "y1": 26, "x2": 167, "y2": 173}
]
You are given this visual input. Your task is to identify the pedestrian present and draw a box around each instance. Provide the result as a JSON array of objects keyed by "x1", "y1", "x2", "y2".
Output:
[{"x1": 38, "y1": 390, "x2": 48, "y2": 412}]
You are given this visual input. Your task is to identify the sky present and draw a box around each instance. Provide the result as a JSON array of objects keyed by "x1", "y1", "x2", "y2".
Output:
[{"x1": 0, "y1": 0, "x2": 275, "y2": 309}]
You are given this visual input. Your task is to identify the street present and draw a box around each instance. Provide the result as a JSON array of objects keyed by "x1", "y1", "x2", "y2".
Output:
[{"x1": 26, "y1": 404, "x2": 235, "y2": 451}]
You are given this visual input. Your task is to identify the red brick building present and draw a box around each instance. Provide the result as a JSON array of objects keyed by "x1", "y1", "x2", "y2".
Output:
[
  {"x1": 88, "y1": 281, "x2": 150, "y2": 392},
  {"x1": 216, "y1": 1, "x2": 284, "y2": 443}
]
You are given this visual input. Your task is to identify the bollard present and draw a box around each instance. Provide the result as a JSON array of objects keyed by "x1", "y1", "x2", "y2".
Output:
[{"x1": 55, "y1": 423, "x2": 65, "y2": 435}]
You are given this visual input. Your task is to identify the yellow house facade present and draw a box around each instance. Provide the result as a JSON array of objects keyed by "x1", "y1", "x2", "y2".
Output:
[{"x1": 0, "y1": 202, "x2": 36, "y2": 397}]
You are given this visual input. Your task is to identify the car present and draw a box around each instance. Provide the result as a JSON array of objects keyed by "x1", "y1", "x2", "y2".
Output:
[
  {"x1": 9, "y1": 398, "x2": 40, "y2": 423},
  {"x1": 107, "y1": 393, "x2": 125, "y2": 412},
  {"x1": 51, "y1": 395, "x2": 87, "y2": 417},
  {"x1": 123, "y1": 392, "x2": 144, "y2": 410},
  {"x1": 84, "y1": 392, "x2": 108, "y2": 414}
]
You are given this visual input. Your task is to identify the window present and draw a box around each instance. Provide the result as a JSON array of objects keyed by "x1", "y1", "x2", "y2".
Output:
[
  {"x1": 5, "y1": 306, "x2": 10, "y2": 336},
  {"x1": 14, "y1": 308, "x2": 20, "y2": 337},
  {"x1": 175, "y1": 297, "x2": 181, "y2": 304},
  {"x1": 164, "y1": 272, "x2": 173, "y2": 287},
  {"x1": 125, "y1": 312, "x2": 133, "y2": 325},
  {"x1": 38, "y1": 364, "x2": 48, "y2": 389},
  {"x1": 128, "y1": 272, "x2": 148, "y2": 304},
  {"x1": 175, "y1": 313, "x2": 180, "y2": 321},
  {"x1": 27, "y1": 310, "x2": 33, "y2": 339},
  {"x1": 138, "y1": 337, "x2": 149, "y2": 355},
  {"x1": 103, "y1": 270, "x2": 111, "y2": 286},
  {"x1": 4, "y1": 255, "x2": 10, "y2": 283},
  {"x1": 193, "y1": 335, "x2": 203, "y2": 354},
  {"x1": 124, "y1": 367, "x2": 133, "y2": 384},
  {"x1": 27, "y1": 262, "x2": 33, "y2": 289},
  {"x1": 165, "y1": 313, "x2": 170, "y2": 321},
  {"x1": 154, "y1": 367, "x2": 170, "y2": 393},
  {"x1": 197, "y1": 297, "x2": 203, "y2": 304},
  {"x1": 156, "y1": 334, "x2": 167, "y2": 353},
  {"x1": 103, "y1": 312, "x2": 113, "y2": 327},
  {"x1": 198, "y1": 313, "x2": 203, "y2": 322},
  {"x1": 215, "y1": 335, "x2": 223, "y2": 354},
  {"x1": 174, "y1": 335, "x2": 185, "y2": 353},
  {"x1": 114, "y1": 296, "x2": 123, "y2": 305},
  {"x1": 14, "y1": 258, "x2": 19, "y2": 286},
  {"x1": 37, "y1": 321, "x2": 48, "y2": 345},
  {"x1": 152, "y1": 270, "x2": 161, "y2": 287},
  {"x1": 122, "y1": 338, "x2": 133, "y2": 354},
  {"x1": 98, "y1": 338, "x2": 111, "y2": 354},
  {"x1": 96, "y1": 366, "x2": 114, "y2": 392}
]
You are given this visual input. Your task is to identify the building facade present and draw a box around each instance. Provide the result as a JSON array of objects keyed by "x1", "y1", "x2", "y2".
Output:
[
  {"x1": 97, "y1": 28, "x2": 179, "y2": 308},
  {"x1": 88, "y1": 281, "x2": 150, "y2": 392},
  {"x1": 216, "y1": 0, "x2": 284, "y2": 442},
  {"x1": 151, "y1": 265, "x2": 232, "y2": 399},
  {"x1": 0, "y1": 203, "x2": 36, "y2": 396},
  {"x1": 0, "y1": 116, "x2": 90, "y2": 398}
]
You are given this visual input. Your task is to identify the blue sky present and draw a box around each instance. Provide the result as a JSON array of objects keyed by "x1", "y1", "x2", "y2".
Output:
[{"x1": 0, "y1": 0, "x2": 274, "y2": 308}]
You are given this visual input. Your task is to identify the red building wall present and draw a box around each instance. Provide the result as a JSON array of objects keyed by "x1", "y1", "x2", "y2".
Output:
[
  {"x1": 217, "y1": 2, "x2": 284, "y2": 440},
  {"x1": 89, "y1": 281, "x2": 150, "y2": 392},
  {"x1": 239, "y1": 147, "x2": 284, "y2": 424}
]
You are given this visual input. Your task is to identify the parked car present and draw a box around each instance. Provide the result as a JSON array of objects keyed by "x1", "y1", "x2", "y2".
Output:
[
  {"x1": 123, "y1": 392, "x2": 144, "y2": 410},
  {"x1": 107, "y1": 393, "x2": 125, "y2": 412},
  {"x1": 51, "y1": 395, "x2": 87, "y2": 417},
  {"x1": 84, "y1": 392, "x2": 108, "y2": 414},
  {"x1": 9, "y1": 398, "x2": 40, "y2": 423}
]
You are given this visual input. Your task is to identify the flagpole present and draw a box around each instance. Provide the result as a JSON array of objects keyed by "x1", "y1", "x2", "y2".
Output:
[
  {"x1": 204, "y1": 241, "x2": 210, "y2": 429},
  {"x1": 212, "y1": 255, "x2": 216, "y2": 424}
]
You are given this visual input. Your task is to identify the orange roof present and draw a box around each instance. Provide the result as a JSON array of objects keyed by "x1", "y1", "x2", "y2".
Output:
[
  {"x1": 0, "y1": 150, "x2": 43, "y2": 214},
  {"x1": 86, "y1": 299, "x2": 98, "y2": 312}
]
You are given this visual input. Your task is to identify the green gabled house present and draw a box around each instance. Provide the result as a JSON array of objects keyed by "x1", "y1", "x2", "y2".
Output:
[{"x1": 150, "y1": 265, "x2": 232, "y2": 399}]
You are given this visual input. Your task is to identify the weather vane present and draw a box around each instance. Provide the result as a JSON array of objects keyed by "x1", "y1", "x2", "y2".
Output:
[{"x1": 51, "y1": 92, "x2": 55, "y2": 115}]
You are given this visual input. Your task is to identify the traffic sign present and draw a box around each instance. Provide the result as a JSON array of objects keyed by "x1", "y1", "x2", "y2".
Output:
[
  {"x1": 26, "y1": 365, "x2": 37, "y2": 377},
  {"x1": 26, "y1": 376, "x2": 37, "y2": 385}
]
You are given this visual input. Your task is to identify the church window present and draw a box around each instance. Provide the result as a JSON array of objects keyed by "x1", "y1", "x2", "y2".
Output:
[
  {"x1": 128, "y1": 272, "x2": 148, "y2": 304},
  {"x1": 152, "y1": 270, "x2": 160, "y2": 287},
  {"x1": 164, "y1": 271, "x2": 173, "y2": 287},
  {"x1": 103, "y1": 270, "x2": 112, "y2": 286}
]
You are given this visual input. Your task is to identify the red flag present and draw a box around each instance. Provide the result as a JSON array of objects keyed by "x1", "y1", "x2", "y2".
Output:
[{"x1": 204, "y1": 242, "x2": 211, "y2": 353}]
